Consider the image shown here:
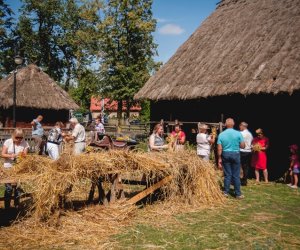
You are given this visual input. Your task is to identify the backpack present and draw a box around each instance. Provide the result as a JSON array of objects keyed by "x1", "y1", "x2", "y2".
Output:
[{"x1": 47, "y1": 128, "x2": 62, "y2": 144}]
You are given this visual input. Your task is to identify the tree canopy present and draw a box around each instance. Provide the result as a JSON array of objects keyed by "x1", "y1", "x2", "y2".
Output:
[
  {"x1": 0, "y1": 0, "x2": 158, "y2": 119},
  {"x1": 99, "y1": 0, "x2": 158, "y2": 120},
  {"x1": 0, "y1": 0, "x2": 14, "y2": 76}
]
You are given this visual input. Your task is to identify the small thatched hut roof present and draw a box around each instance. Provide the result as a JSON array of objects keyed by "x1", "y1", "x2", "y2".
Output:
[
  {"x1": 135, "y1": 0, "x2": 300, "y2": 100},
  {"x1": 0, "y1": 64, "x2": 79, "y2": 110}
]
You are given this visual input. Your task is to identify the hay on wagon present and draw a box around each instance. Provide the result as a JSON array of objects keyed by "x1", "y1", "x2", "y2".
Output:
[
  {"x1": 4, "y1": 149, "x2": 224, "y2": 220},
  {"x1": 0, "y1": 149, "x2": 225, "y2": 249}
]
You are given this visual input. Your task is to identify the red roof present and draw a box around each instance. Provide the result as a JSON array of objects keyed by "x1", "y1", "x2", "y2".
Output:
[{"x1": 90, "y1": 97, "x2": 141, "y2": 112}]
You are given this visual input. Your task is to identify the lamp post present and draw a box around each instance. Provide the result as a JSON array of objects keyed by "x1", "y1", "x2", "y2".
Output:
[{"x1": 12, "y1": 55, "x2": 24, "y2": 128}]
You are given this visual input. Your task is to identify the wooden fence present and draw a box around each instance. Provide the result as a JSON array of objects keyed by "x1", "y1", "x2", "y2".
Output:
[
  {"x1": 0, "y1": 125, "x2": 150, "y2": 148},
  {"x1": 0, "y1": 121, "x2": 223, "y2": 148}
]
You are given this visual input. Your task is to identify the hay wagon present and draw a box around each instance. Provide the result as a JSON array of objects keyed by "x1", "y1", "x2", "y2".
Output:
[
  {"x1": 0, "y1": 121, "x2": 223, "y2": 216},
  {"x1": 87, "y1": 167, "x2": 173, "y2": 206},
  {"x1": 86, "y1": 133, "x2": 172, "y2": 206}
]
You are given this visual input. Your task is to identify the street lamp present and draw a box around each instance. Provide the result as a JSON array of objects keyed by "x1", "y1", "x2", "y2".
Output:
[{"x1": 12, "y1": 55, "x2": 24, "y2": 128}]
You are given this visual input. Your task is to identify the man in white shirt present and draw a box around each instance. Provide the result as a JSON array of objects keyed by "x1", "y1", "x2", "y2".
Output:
[
  {"x1": 65, "y1": 118, "x2": 86, "y2": 155},
  {"x1": 95, "y1": 117, "x2": 105, "y2": 134},
  {"x1": 239, "y1": 122, "x2": 253, "y2": 186}
]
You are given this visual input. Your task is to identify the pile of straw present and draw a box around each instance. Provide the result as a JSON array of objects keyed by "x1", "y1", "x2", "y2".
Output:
[
  {"x1": 0, "y1": 204, "x2": 136, "y2": 249},
  {"x1": 0, "y1": 150, "x2": 225, "y2": 249},
  {"x1": 7, "y1": 149, "x2": 224, "y2": 221}
]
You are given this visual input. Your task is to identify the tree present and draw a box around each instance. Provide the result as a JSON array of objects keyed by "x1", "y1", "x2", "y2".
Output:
[
  {"x1": 54, "y1": 0, "x2": 102, "y2": 90},
  {"x1": 69, "y1": 69, "x2": 101, "y2": 112},
  {"x1": 0, "y1": 0, "x2": 14, "y2": 77},
  {"x1": 99, "y1": 0, "x2": 158, "y2": 122},
  {"x1": 16, "y1": 0, "x2": 102, "y2": 90},
  {"x1": 139, "y1": 100, "x2": 150, "y2": 122},
  {"x1": 17, "y1": 0, "x2": 65, "y2": 81}
]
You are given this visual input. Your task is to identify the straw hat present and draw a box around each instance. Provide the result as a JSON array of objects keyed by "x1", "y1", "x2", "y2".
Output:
[{"x1": 198, "y1": 123, "x2": 208, "y2": 130}]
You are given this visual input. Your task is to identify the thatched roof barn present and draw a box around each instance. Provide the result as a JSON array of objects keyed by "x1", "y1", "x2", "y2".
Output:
[
  {"x1": 135, "y1": 0, "x2": 300, "y2": 179},
  {"x1": 0, "y1": 64, "x2": 79, "y2": 127},
  {"x1": 136, "y1": 0, "x2": 300, "y2": 100}
]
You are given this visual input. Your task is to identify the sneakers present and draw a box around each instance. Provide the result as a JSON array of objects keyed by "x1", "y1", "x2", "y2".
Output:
[
  {"x1": 290, "y1": 185, "x2": 298, "y2": 189},
  {"x1": 223, "y1": 192, "x2": 229, "y2": 198},
  {"x1": 236, "y1": 195, "x2": 245, "y2": 199},
  {"x1": 287, "y1": 183, "x2": 292, "y2": 187}
]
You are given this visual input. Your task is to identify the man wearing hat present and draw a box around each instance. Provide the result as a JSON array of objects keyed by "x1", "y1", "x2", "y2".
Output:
[
  {"x1": 196, "y1": 123, "x2": 215, "y2": 161},
  {"x1": 64, "y1": 117, "x2": 86, "y2": 154}
]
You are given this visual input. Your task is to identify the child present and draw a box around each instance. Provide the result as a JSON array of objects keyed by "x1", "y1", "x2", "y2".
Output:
[{"x1": 287, "y1": 144, "x2": 299, "y2": 189}]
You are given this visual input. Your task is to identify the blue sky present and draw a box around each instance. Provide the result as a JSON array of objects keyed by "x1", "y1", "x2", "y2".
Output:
[
  {"x1": 152, "y1": 0, "x2": 218, "y2": 63},
  {"x1": 8, "y1": 0, "x2": 218, "y2": 63}
]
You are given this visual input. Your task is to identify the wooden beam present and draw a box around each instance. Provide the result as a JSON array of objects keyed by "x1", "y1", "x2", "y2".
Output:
[
  {"x1": 121, "y1": 179, "x2": 147, "y2": 186},
  {"x1": 0, "y1": 193, "x2": 32, "y2": 201},
  {"x1": 109, "y1": 174, "x2": 119, "y2": 203},
  {"x1": 126, "y1": 175, "x2": 173, "y2": 205},
  {"x1": 0, "y1": 179, "x2": 17, "y2": 184}
]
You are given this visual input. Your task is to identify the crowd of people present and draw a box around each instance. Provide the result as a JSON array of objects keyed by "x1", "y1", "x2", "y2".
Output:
[
  {"x1": 1, "y1": 115, "x2": 91, "y2": 209},
  {"x1": 1, "y1": 115, "x2": 299, "y2": 208},
  {"x1": 148, "y1": 118, "x2": 299, "y2": 198}
]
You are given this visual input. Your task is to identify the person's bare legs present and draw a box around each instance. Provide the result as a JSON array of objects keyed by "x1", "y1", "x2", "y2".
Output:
[
  {"x1": 294, "y1": 174, "x2": 298, "y2": 186},
  {"x1": 255, "y1": 169, "x2": 260, "y2": 182},
  {"x1": 289, "y1": 170, "x2": 294, "y2": 185},
  {"x1": 263, "y1": 169, "x2": 268, "y2": 183}
]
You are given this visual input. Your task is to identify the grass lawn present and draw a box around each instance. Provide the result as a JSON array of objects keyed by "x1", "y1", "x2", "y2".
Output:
[{"x1": 115, "y1": 181, "x2": 300, "y2": 249}]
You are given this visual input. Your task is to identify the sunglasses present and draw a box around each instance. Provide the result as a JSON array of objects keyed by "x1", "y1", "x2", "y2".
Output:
[{"x1": 15, "y1": 137, "x2": 24, "y2": 140}]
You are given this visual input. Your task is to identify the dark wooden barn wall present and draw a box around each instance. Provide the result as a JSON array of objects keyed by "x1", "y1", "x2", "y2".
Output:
[
  {"x1": 0, "y1": 108, "x2": 69, "y2": 128},
  {"x1": 150, "y1": 92, "x2": 300, "y2": 180}
]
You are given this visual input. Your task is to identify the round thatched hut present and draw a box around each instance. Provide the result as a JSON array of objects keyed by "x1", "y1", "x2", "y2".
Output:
[
  {"x1": 0, "y1": 64, "x2": 79, "y2": 127},
  {"x1": 135, "y1": 0, "x2": 300, "y2": 179}
]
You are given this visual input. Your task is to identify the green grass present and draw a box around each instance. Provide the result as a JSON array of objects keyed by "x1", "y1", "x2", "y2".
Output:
[
  {"x1": 114, "y1": 182, "x2": 300, "y2": 249},
  {"x1": 0, "y1": 185, "x2": 4, "y2": 197}
]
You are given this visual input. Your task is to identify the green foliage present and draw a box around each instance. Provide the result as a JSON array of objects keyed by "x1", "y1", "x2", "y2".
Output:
[
  {"x1": 69, "y1": 69, "x2": 101, "y2": 111},
  {"x1": 13, "y1": 0, "x2": 102, "y2": 90},
  {"x1": 0, "y1": 0, "x2": 159, "y2": 114},
  {"x1": 0, "y1": 0, "x2": 14, "y2": 77},
  {"x1": 139, "y1": 100, "x2": 150, "y2": 122},
  {"x1": 99, "y1": 0, "x2": 159, "y2": 120},
  {"x1": 17, "y1": 0, "x2": 64, "y2": 81}
]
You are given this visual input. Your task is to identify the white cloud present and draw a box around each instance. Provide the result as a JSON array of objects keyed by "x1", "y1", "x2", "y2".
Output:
[
  {"x1": 156, "y1": 18, "x2": 168, "y2": 23},
  {"x1": 158, "y1": 24, "x2": 185, "y2": 35}
]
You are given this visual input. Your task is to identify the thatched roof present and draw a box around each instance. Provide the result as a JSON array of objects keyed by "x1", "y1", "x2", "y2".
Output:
[
  {"x1": 0, "y1": 64, "x2": 79, "y2": 110},
  {"x1": 135, "y1": 0, "x2": 300, "y2": 100}
]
